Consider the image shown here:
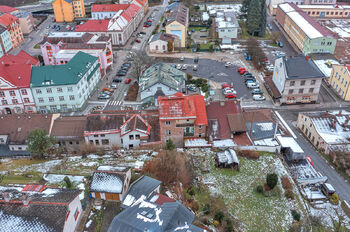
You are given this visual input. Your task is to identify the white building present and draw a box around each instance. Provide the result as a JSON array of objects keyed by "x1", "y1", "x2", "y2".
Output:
[
  {"x1": 148, "y1": 32, "x2": 179, "y2": 53},
  {"x1": 215, "y1": 12, "x2": 239, "y2": 44}
]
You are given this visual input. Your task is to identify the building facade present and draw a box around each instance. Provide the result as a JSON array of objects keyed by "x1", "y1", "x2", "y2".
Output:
[
  {"x1": 276, "y1": 3, "x2": 337, "y2": 55},
  {"x1": 148, "y1": 32, "x2": 178, "y2": 53},
  {"x1": 329, "y1": 64, "x2": 350, "y2": 101},
  {"x1": 216, "y1": 11, "x2": 239, "y2": 44},
  {"x1": 0, "y1": 13, "x2": 23, "y2": 49},
  {"x1": 52, "y1": 0, "x2": 85, "y2": 23},
  {"x1": 0, "y1": 51, "x2": 39, "y2": 114},
  {"x1": 165, "y1": 3, "x2": 188, "y2": 48},
  {"x1": 75, "y1": 4, "x2": 143, "y2": 45},
  {"x1": 13, "y1": 11, "x2": 34, "y2": 34},
  {"x1": 0, "y1": 25, "x2": 12, "y2": 57},
  {"x1": 272, "y1": 56, "x2": 324, "y2": 104},
  {"x1": 31, "y1": 52, "x2": 101, "y2": 113},
  {"x1": 40, "y1": 32, "x2": 113, "y2": 77},
  {"x1": 158, "y1": 93, "x2": 208, "y2": 147}
]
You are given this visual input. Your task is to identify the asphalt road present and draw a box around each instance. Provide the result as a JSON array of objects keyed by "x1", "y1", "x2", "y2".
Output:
[{"x1": 278, "y1": 109, "x2": 350, "y2": 203}]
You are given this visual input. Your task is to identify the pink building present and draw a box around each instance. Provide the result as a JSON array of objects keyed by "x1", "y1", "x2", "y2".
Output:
[
  {"x1": 40, "y1": 32, "x2": 113, "y2": 77},
  {"x1": 0, "y1": 50, "x2": 39, "y2": 114}
]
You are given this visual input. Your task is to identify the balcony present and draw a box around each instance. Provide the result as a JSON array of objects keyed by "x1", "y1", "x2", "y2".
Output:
[{"x1": 184, "y1": 132, "x2": 194, "y2": 137}]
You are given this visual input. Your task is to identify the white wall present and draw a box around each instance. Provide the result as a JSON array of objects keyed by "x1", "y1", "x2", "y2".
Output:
[
  {"x1": 272, "y1": 58, "x2": 286, "y2": 94},
  {"x1": 92, "y1": 12, "x2": 116, "y2": 19},
  {"x1": 9, "y1": 144, "x2": 28, "y2": 151},
  {"x1": 85, "y1": 132, "x2": 122, "y2": 147},
  {"x1": 0, "y1": 135, "x2": 8, "y2": 144},
  {"x1": 235, "y1": 145, "x2": 281, "y2": 153},
  {"x1": 218, "y1": 27, "x2": 238, "y2": 39},
  {"x1": 149, "y1": 40, "x2": 168, "y2": 53},
  {"x1": 63, "y1": 195, "x2": 83, "y2": 232},
  {"x1": 121, "y1": 130, "x2": 148, "y2": 149}
]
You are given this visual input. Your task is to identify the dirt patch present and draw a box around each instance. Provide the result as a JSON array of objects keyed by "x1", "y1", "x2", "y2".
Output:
[{"x1": 125, "y1": 82, "x2": 139, "y2": 101}]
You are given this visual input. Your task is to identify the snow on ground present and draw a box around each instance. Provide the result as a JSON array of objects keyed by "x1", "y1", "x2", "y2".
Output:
[
  {"x1": 87, "y1": 154, "x2": 100, "y2": 159},
  {"x1": 67, "y1": 156, "x2": 81, "y2": 161},
  {"x1": 185, "y1": 139, "x2": 211, "y2": 147},
  {"x1": 14, "y1": 160, "x2": 62, "y2": 173},
  {"x1": 86, "y1": 219, "x2": 93, "y2": 228},
  {"x1": 82, "y1": 161, "x2": 99, "y2": 167},
  {"x1": 44, "y1": 174, "x2": 84, "y2": 184},
  {"x1": 309, "y1": 202, "x2": 350, "y2": 229},
  {"x1": 212, "y1": 139, "x2": 236, "y2": 147},
  {"x1": 78, "y1": 183, "x2": 85, "y2": 200}
]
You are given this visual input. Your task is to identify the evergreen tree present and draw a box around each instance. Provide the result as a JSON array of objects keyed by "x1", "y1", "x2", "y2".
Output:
[
  {"x1": 246, "y1": 0, "x2": 261, "y2": 36},
  {"x1": 259, "y1": 0, "x2": 267, "y2": 37},
  {"x1": 27, "y1": 128, "x2": 55, "y2": 159},
  {"x1": 240, "y1": 0, "x2": 251, "y2": 18}
]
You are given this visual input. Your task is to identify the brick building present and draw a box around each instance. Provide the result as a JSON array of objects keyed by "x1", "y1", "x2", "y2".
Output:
[{"x1": 158, "y1": 93, "x2": 208, "y2": 147}]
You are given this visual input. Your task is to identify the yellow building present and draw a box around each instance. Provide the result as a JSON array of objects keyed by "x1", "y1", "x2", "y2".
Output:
[
  {"x1": 329, "y1": 64, "x2": 350, "y2": 101},
  {"x1": 165, "y1": 3, "x2": 188, "y2": 48},
  {"x1": 52, "y1": 0, "x2": 85, "y2": 23}
]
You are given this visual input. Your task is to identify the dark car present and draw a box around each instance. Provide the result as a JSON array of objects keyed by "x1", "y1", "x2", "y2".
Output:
[
  {"x1": 243, "y1": 72, "x2": 253, "y2": 77},
  {"x1": 116, "y1": 71, "x2": 127, "y2": 76},
  {"x1": 277, "y1": 41, "x2": 284, "y2": 47},
  {"x1": 251, "y1": 89, "x2": 264, "y2": 95},
  {"x1": 113, "y1": 78, "x2": 122, "y2": 82},
  {"x1": 122, "y1": 63, "x2": 131, "y2": 67}
]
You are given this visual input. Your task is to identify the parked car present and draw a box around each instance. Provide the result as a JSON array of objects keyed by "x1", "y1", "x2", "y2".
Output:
[
  {"x1": 122, "y1": 63, "x2": 131, "y2": 67},
  {"x1": 225, "y1": 93, "x2": 236, "y2": 98},
  {"x1": 193, "y1": 65, "x2": 198, "y2": 71},
  {"x1": 139, "y1": 31, "x2": 146, "y2": 35},
  {"x1": 98, "y1": 93, "x2": 111, "y2": 100},
  {"x1": 267, "y1": 23, "x2": 273, "y2": 30},
  {"x1": 113, "y1": 78, "x2": 122, "y2": 82},
  {"x1": 239, "y1": 69, "x2": 248, "y2": 75},
  {"x1": 117, "y1": 71, "x2": 127, "y2": 76},
  {"x1": 110, "y1": 84, "x2": 118, "y2": 89},
  {"x1": 247, "y1": 82, "x2": 259, "y2": 89},
  {"x1": 251, "y1": 89, "x2": 264, "y2": 95},
  {"x1": 135, "y1": 38, "x2": 141, "y2": 43},
  {"x1": 243, "y1": 72, "x2": 253, "y2": 77},
  {"x1": 277, "y1": 41, "x2": 284, "y2": 47},
  {"x1": 181, "y1": 64, "x2": 187, "y2": 70},
  {"x1": 102, "y1": 91, "x2": 113, "y2": 96},
  {"x1": 244, "y1": 53, "x2": 252, "y2": 61},
  {"x1": 237, "y1": 67, "x2": 246, "y2": 72},
  {"x1": 253, "y1": 94, "x2": 266, "y2": 101},
  {"x1": 222, "y1": 83, "x2": 233, "y2": 89},
  {"x1": 180, "y1": 56, "x2": 185, "y2": 61},
  {"x1": 223, "y1": 88, "x2": 236, "y2": 95},
  {"x1": 225, "y1": 62, "x2": 231, "y2": 67},
  {"x1": 187, "y1": 85, "x2": 197, "y2": 91},
  {"x1": 121, "y1": 66, "x2": 129, "y2": 71},
  {"x1": 321, "y1": 183, "x2": 336, "y2": 197},
  {"x1": 176, "y1": 64, "x2": 182, "y2": 69},
  {"x1": 125, "y1": 78, "x2": 131, "y2": 84},
  {"x1": 102, "y1": 88, "x2": 113, "y2": 93}
]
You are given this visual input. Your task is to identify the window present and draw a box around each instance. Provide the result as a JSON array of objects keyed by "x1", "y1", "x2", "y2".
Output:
[
  {"x1": 345, "y1": 81, "x2": 348, "y2": 87},
  {"x1": 135, "y1": 134, "x2": 140, "y2": 139},
  {"x1": 166, "y1": 130, "x2": 171, "y2": 135},
  {"x1": 290, "y1": 81, "x2": 295, "y2": 86},
  {"x1": 199, "y1": 125, "x2": 202, "y2": 129},
  {"x1": 1, "y1": 100, "x2": 7, "y2": 105},
  {"x1": 102, "y1": 139, "x2": 109, "y2": 145},
  {"x1": 342, "y1": 78, "x2": 344, "y2": 83},
  {"x1": 300, "y1": 80, "x2": 306, "y2": 86},
  {"x1": 309, "y1": 88, "x2": 314, "y2": 93},
  {"x1": 59, "y1": 96, "x2": 64, "y2": 101},
  {"x1": 165, "y1": 121, "x2": 171, "y2": 125},
  {"x1": 321, "y1": 42, "x2": 325, "y2": 45},
  {"x1": 93, "y1": 135, "x2": 98, "y2": 137},
  {"x1": 57, "y1": 87, "x2": 63, "y2": 93},
  {"x1": 9, "y1": 90, "x2": 15, "y2": 96},
  {"x1": 299, "y1": 89, "x2": 304, "y2": 94},
  {"x1": 46, "y1": 88, "x2": 52, "y2": 93},
  {"x1": 0, "y1": 91, "x2": 4, "y2": 97},
  {"x1": 69, "y1": 95, "x2": 75, "y2": 100},
  {"x1": 67, "y1": 87, "x2": 73, "y2": 92},
  {"x1": 21, "y1": 89, "x2": 27, "y2": 95},
  {"x1": 288, "y1": 89, "x2": 293, "y2": 94},
  {"x1": 49, "y1": 97, "x2": 54, "y2": 102},
  {"x1": 36, "y1": 89, "x2": 42, "y2": 94},
  {"x1": 38, "y1": 97, "x2": 44, "y2": 103},
  {"x1": 129, "y1": 135, "x2": 134, "y2": 140},
  {"x1": 74, "y1": 209, "x2": 79, "y2": 221},
  {"x1": 12, "y1": 99, "x2": 18, "y2": 104},
  {"x1": 89, "y1": 140, "x2": 93, "y2": 144},
  {"x1": 24, "y1": 98, "x2": 30, "y2": 103},
  {"x1": 311, "y1": 80, "x2": 316, "y2": 85},
  {"x1": 100, "y1": 134, "x2": 105, "y2": 137},
  {"x1": 327, "y1": 42, "x2": 332, "y2": 46}
]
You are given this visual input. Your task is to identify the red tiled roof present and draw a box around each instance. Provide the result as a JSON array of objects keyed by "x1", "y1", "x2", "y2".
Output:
[
  {"x1": 121, "y1": 4, "x2": 141, "y2": 22},
  {"x1": 153, "y1": 194, "x2": 176, "y2": 205},
  {"x1": 206, "y1": 101, "x2": 242, "y2": 140},
  {"x1": 0, "y1": 5, "x2": 18, "y2": 13},
  {"x1": 0, "y1": 13, "x2": 18, "y2": 27},
  {"x1": 0, "y1": 50, "x2": 39, "y2": 66},
  {"x1": 158, "y1": 93, "x2": 208, "y2": 126},
  {"x1": 22, "y1": 184, "x2": 46, "y2": 192},
  {"x1": 347, "y1": 66, "x2": 350, "y2": 72},
  {"x1": 75, "y1": 20, "x2": 109, "y2": 32},
  {"x1": 92, "y1": 4, "x2": 129, "y2": 12},
  {"x1": 233, "y1": 133, "x2": 252, "y2": 146}
]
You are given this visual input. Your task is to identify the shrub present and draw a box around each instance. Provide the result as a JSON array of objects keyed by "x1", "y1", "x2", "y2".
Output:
[
  {"x1": 203, "y1": 203, "x2": 211, "y2": 215},
  {"x1": 285, "y1": 189, "x2": 294, "y2": 200},
  {"x1": 64, "y1": 176, "x2": 72, "y2": 188},
  {"x1": 281, "y1": 176, "x2": 293, "y2": 191},
  {"x1": 189, "y1": 200, "x2": 199, "y2": 212},
  {"x1": 330, "y1": 193, "x2": 339, "y2": 205},
  {"x1": 256, "y1": 185, "x2": 264, "y2": 194},
  {"x1": 165, "y1": 139, "x2": 175, "y2": 150},
  {"x1": 225, "y1": 218, "x2": 234, "y2": 232},
  {"x1": 213, "y1": 220, "x2": 220, "y2": 227},
  {"x1": 291, "y1": 210, "x2": 301, "y2": 221},
  {"x1": 266, "y1": 173, "x2": 278, "y2": 190},
  {"x1": 214, "y1": 211, "x2": 225, "y2": 223},
  {"x1": 187, "y1": 186, "x2": 196, "y2": 196},
  {"x1": 237, "y1": 150, "x2": 260, "y2": 159}
]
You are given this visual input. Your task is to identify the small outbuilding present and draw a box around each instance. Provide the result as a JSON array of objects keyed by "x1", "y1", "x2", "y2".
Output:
[{"x1": 216, "y1": 149, "x2": 240, "y2": 170}]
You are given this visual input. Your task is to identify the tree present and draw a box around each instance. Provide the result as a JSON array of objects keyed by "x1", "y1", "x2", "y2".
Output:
[
  {"x1": 246, "y1": 0, "x2": 262, "y2": 36},
  {"x1": 27, "y1": 128, "x2": 55, "y2": 159},
  {"x1": 240, "y1": 0, "x2": 251, "y2": 18},
  {"x1": 64, "y1": 176, "x2": 72, "y2": 188},
  {"x1": 214, "y1": 211, "x2": 225, "y2": 223},
  {"x1": 165, "y1": 139, "x2": 175, "y2": 150},
  {"x1": 266, "y1": 173, "x2": 278, "y2": 190},
  {"x1": 270, "y1": 31, "x2": 281, "y2": 44},
  {"x1": 259, "y1": 0, "x2": 267, "y2": 37},
  {"x1": 209, "y1": 44, "x2": 214, "y2": 52},
  {"x1": 167, "y1": 39, "x2": 174, "y2": 52},
  {"x1": 131, "y1": 50, "x2": 154, "y2": 79},
  {"x1": 207, "y1": 17, "x2": 212, "y2": 27}
]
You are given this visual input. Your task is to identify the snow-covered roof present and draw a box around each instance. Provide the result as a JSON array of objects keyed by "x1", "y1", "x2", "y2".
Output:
[
  {"x1": 279, "y1": 3, "x2": 296, "y2": 13},
  {"x1": 312, "y1": 59, "x2": 339, "y2": 77},
  {"x1": 324, "y1": 183, "x2": 335, "y2": 192},
  {"x1": 217, "y1": 149, "x2": 239, "y2": 165},
  {"x1": 90, "y1": 171, "x2": 125, "y2": 193},
  {"x1": 184, "y1": 138, "x2": 212, "y2": 147},
  {"x1": 276, "y1": 135, "x2": 304, "y2": 153},
  {"x1": 287, "y1": 11, "x2": 323, "y2": 39},
  {"x1": 212, "y1": 139, "x2": 236, "y2": 147}
]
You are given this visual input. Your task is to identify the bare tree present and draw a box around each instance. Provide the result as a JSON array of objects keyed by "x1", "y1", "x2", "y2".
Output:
[{"x1": 130, "y1": 50, "x2": 154, "y2": 80}]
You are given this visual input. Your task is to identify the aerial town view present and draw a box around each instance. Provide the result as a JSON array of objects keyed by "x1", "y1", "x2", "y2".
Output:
[{"x1": 1, "y1": 0, "x2": 350, "y2": 231}]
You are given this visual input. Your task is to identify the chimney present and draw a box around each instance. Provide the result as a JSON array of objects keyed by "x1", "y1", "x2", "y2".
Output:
[
  {"x1": 332, "y1": 119, "x2": 336, "y2": 129},
  {"x1": 4, "y1": 192, "x2": 11, "y2": 202},
  {"x1": 325, "y1": 111, "x2": 329, "y2": 116},
  {"x1": 22, "y1": 193, "x2": 30, "y2": 206}
]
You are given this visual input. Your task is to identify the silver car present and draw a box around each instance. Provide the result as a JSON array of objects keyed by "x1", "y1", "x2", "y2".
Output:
[{"x1": 253, "y1": 94, "x2": 265, "y2": 101}]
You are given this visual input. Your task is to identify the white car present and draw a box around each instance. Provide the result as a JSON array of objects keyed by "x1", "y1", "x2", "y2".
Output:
[
  {"x1": 110, "y1": 84, "x2": 118, "y2": 89},
  {"x1": 247, "y1": 82, "x2": 259, "y2": 89},
  {"x1": 193, "y1": 65, "x2": 198, "y2": 71},
  {"x1": 180, "y1": 56, "x2": 185, "y2": 61},
  {"x1": 181, "y1": 64, "x2": 187, "y2": 70},
  {"x1": 253, "y1": 94, "x2": 266, "y2": 101},
  {"x1": 176, "y1": 64, "x2": 182, "y2": 69},
  {"x1": 223, "y1": 88, "x2": 236, "y2": 95},
  {"x1": 225, "y1": 62, "x2": 231, "y2": 67}
]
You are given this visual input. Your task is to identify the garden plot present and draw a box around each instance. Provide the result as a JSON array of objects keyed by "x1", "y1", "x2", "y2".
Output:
[{"x1": 189, "y1": 149, "x2": 304, "y2": 232}]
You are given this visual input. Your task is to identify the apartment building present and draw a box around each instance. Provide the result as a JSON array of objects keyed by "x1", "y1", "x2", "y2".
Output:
[
  {"x1": 13, "y1": 11, "x2": 35, "y2": 34},
  {"x1": 158, "y1": 93, "x2": 208, "y2": 147},
  {"x1": 276, "y1": 3, "x2": 336, "y2": 55},
  {"x1": 0, "y1": 25, "x2": 12, "y2": 57},
  {"x1": 298, "y1": 4, "x2": 350, "y2": 18},
  {"x1": 52, "y1": 0, "x2": 85, "y2": 23},
  {"x1": 40, "y1": 32, "x2": 113, "y2": 77},
  {"x1": 30, "y1": 52, "x2": 101, "y2": 113},
  {"x1": 0, "y1": 13, "x2": 23, "y2": 48},
  {"x1": 215, "y1": 11, "x2": 239, "y2": 44},
  {"x1": 267, "y1": 0, "x2": 337, "y2": 15},
  {"x1": 165, "y1": 3, "x2": 189, "y2": 48},
  {"x1": 329, "y1": 64, "x2": 350, "y2": 101},
  {"x1": 272, "y1": 55, "x2": 324, "y2": 104}
]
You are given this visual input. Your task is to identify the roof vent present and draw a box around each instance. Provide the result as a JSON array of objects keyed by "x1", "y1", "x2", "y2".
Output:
[{"x1": 18, "y1": 128, "x2": 21, "y2": 132}]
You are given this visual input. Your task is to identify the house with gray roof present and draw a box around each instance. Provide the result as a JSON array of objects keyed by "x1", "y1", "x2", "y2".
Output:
[
  {"x1": 215, "y1": 11, "x2": 239, "y2": 44},
  {"x1": 107, "y1": 194, "x2": 205, "y2": 232},
  {"x1": 272, "y1": 55, "x2": 324, "y2": 104},
  {"x1": 149, "y1": 32, "x2": 179, "y2": 53},
  {"x1": 122, "y1": 175, "x2": 162, "y2": 208},
  {"x1": 139, "y1": 63, "x2": 187, "y2": 106}
]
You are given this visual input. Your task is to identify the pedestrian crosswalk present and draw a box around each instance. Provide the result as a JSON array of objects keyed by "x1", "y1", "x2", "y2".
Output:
[{"x1": 107, "y1": 100, "x2": 123, "y2": 106}]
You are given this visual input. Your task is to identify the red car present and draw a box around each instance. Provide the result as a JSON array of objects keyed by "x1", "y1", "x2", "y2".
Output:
[
  {"x1": 135, "y1": 39, "x2": 141, "y2": 43},
  {"x1": 239, "y1": 69, "x2": 248, "y2": 75},
  {"x1": 237, "y1": 67, "x2": 246, "y2": 72},
  {"x1": 225, "y1": 93, "x2": 236, "y2": 98},
  {"x1": 222, "y1": 83, "x2": 233, "y2": 89},
  {"x1": 125, "y1": 78, "x2": 131, "y2": 84}
]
